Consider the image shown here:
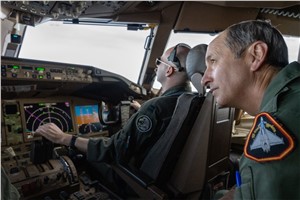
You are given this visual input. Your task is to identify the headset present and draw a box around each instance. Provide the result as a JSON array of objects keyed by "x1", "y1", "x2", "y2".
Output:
[{"x1": 167, "y1": 43, "x2": 191, "y2": 72}]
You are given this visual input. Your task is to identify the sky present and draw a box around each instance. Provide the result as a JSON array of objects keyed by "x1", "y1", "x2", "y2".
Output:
[{"x1": 19, "y1": 21, "x2": 149, "y2": 83}]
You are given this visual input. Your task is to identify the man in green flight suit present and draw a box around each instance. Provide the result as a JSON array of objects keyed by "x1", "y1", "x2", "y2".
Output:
[
  {"x1": 201, "y1": 20, "x2": 300, "y2": 199},
  {"x1": 35, "y1": 43, "x2": 192, "y2": 196}
]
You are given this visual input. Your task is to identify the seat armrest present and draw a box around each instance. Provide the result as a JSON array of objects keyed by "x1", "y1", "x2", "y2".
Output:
[
  {"x1": 114, "y1": 163, "x2": 154, "y2": 188},
  {"x1": 112, "y1": 163, "x2": 167, "y2": 199}
]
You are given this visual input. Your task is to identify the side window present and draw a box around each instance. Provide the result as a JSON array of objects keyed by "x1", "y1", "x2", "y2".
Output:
[
  {"x1": 153, "y1": 32, "x2": 217, "y2": 90},
  {"x1": 153, "y1": 32, "x2": 299, "y2": 90}
]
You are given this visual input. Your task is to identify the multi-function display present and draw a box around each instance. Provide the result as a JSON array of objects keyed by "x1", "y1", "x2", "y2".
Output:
[
  {"x1": 74, "y1": 105, "x2": 102, "y2": 134},
  {"x1": 24, "y1": 102, "x2": 74, "y2": 134}
]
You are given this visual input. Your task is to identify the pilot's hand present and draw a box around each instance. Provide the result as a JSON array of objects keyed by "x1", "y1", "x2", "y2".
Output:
[
  {"x1": 35, "y1": 123, "x2": 72, "y2": 146},
  {"x1": 130, "y1": 100, "x2": 141, "y2": 110}
]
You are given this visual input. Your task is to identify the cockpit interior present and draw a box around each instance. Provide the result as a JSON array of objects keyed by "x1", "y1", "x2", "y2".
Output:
[{"x1": 1, "y1": 1, "x2": 299, "y2": 200}]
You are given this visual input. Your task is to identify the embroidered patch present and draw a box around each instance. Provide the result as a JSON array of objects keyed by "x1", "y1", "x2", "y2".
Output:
[
  {"x1": 244, "y1": 112, "x2": 295, "y2": 162},
  {"x1": 136, "y1": 115, "x2": 152, "y2": 133}
]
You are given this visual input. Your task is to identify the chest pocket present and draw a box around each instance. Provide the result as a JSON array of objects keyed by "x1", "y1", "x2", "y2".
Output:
[{"x1": 234, "y1": 166, "x2": 255, "y2": 200}]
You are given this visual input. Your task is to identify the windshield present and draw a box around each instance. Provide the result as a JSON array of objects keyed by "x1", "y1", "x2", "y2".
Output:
[
  {"x1": 19, "y1": 21, "x2": 150, "y2": 83},
  {"x1": 19, "y1": 21, "x2": 299, "y2": 89}
]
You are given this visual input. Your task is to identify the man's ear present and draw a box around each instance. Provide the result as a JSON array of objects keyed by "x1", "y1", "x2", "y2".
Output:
[
  {"x1": 166, "y1": 66, "x2": 175, "y2": 77},
  {"x1": 248, "y1": 41, "x2": 268, "y2": 71}
]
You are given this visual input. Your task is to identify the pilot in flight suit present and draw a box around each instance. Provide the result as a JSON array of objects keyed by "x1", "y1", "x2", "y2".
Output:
[
  {"x1": 235, "y1": 61, "x2": 300, "y2": 199},
  {"x1": 87, "y1": 83, "x2": 191, "y2": 193},
  {"x1": 85, "y1": 44, "x2": 192, "y2": 195},
  {"x1": 35, "y1": 43, "x2": 191, "y2": 196}
]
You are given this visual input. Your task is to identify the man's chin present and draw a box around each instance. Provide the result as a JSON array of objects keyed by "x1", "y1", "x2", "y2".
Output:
[
  {"x1": 215, "y1": 98, "x2": 228, "y2": 108},
  {"x1": 216, "y1": 102, "x2": 226, "y2": 108}
]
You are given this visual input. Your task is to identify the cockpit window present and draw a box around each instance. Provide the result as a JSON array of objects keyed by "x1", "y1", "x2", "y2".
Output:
[
  {"x1": 153, "y1": 32, "x2": 217, "y2": 89},
  {"x1": 19, "y1": 21, "x2": 150, "y2": 83},
  {"x1": 153, "y1": 31, "x2": 299, "y2": 90}
]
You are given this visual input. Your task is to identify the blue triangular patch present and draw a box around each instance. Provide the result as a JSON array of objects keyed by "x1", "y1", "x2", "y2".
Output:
[{"x1": 244, "y1": 112, "x2": 295, "y2": 162}]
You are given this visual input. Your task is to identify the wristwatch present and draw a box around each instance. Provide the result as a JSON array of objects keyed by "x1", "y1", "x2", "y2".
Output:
[{"x1": 69, "y1": 135, "x2": 78, "y2": 149}]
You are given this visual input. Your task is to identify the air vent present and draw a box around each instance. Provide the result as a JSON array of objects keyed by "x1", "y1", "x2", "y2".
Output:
[{"x1": 260, "y1": 6, "x2": 300, "y2": 19}]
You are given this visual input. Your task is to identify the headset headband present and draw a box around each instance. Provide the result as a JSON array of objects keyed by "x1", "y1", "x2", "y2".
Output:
[{"x1": 167, "y1": 43, "x2": 191, "y2": 71}]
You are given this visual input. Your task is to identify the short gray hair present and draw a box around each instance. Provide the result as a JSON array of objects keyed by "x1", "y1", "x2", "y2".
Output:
[{"x1": 225, "y1": 20, "x2": 289, "y2": 68}]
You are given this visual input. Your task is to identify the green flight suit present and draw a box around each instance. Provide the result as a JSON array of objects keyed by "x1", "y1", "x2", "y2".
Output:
[
  {"x1": 1, "y1": 167, "x2": 20, "y2": 200},
  {"x1": 235, "y1": 62, "x2": 300, "y2": 199},
  {"x1": 86, "y1": 83, "x2": 191, "y2": 193}
]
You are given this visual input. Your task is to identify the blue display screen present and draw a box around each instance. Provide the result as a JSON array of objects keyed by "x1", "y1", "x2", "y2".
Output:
[{"x1": 74, "y1": 105, "x2": 102, "y2": 134}]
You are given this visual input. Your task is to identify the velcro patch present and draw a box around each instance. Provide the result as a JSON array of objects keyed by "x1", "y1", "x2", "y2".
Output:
[
  {"x1": 136, "y1": 115, "x2": 152, "y2": 133},
  {"x1": 244, "y1": 112, "x2": 294, "y2": 162}
]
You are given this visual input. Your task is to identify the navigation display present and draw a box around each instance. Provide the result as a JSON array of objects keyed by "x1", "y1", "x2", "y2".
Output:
[
  {"x1": 24, "y1": 102, "x2": 74, "y2": 134},
  {"x1": 75, "y1": 105, "x2": 102, "y2": 134}
]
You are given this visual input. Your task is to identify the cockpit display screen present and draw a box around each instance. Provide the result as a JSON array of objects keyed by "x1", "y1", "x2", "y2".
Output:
[
  {"x1": 24, "y1": 102, "x2": 74, "y2": 133},
  {"x1": 75, "y1": 105, "x2": 102, "y2": 134}
]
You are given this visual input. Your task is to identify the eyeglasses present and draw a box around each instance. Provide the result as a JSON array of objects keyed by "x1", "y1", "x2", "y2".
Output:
[{"x1": 155, "y1": 57, "x2": 171, "y2": 67}]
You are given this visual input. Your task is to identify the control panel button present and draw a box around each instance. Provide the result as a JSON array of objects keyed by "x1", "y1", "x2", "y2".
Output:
[{"x1": 1, "y1": 65, "x2": 6, "y2": 72}]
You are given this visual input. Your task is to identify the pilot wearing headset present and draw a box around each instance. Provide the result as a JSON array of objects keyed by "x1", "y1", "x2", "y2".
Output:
[{"x1": 35, "y1": 43, "x2": 191, "y2": 195}]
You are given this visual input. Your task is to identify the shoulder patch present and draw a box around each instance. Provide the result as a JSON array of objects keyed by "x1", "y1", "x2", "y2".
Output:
[
  {"x1": 244, "y1": 112, "x2": 295, "y2": 162},
  {"x1": 136, "y1": 115, "x2": 152, "y2": 133}
]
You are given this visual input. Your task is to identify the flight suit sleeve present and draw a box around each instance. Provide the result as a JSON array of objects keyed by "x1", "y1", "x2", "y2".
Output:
[
  {"x1": 235, "y1": 72, "x2": 300, "y2": 199},
  {"x1": 1, "y1": 167, "x2": 20, "y2": 200},
  {"x1": 86, "y1": 102, "x2": 160, "y2": 165}
]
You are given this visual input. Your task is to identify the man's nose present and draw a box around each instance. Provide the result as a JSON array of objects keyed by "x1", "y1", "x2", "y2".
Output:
[{"x1": 201, "y1": 70, "x2": 210, "y2": 87}]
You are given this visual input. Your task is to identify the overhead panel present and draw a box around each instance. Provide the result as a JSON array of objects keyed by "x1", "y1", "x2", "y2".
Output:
[
  {"x1": 174, "y1": 2, "x2": 300, "y2": 36},
  {"x1": 174, "y1": 2, "x2": 259, "y2": 33},
  {"x1": 258, "y1": 6, "x2": 300, "y2": 36}
]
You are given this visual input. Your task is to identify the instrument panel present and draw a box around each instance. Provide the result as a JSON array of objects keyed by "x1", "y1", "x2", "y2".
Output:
[
  {"x1": 1, "y1": 97, "x2": 108, "y2": 199},
  {"x1": 1, "y1": 57, "x2": 146, "y2": 103},
  {"x1": 1, "y1": 59, "x2": 93, "y2": 82},
  {"x1": 2, "y1": 97, "x2": 107, "y2": 146},
  {"x1": 1, "y1": 56, "x2": 146, "y2": 146},
  {"x1": 1, "y1": 97, "x2": 132, "y2": 199},
  {"x1": 1, "y1": 56, "x2": 143, "y2": 199}
]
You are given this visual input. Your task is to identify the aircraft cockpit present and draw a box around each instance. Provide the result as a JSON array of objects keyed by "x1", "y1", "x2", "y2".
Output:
[{"x1": 1, "y1": 1, "x2": 299, "y2": 199}]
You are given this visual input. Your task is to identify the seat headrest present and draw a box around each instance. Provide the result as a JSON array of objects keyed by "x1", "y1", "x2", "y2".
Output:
[{"x1": 186, "y1": 44, "x2": 208, "y2": 95}]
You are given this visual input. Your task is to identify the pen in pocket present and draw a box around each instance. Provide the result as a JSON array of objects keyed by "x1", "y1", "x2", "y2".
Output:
[{"x1": 235, "y1": 171, "x2": 242, "y2": 187}]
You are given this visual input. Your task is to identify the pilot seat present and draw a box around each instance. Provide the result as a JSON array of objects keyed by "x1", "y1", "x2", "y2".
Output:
[{"x1": 110, "y1": 44, "x2": 235, "y2": 199}]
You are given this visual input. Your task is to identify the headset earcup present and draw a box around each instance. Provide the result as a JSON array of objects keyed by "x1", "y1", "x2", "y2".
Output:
[{"x1": 168, "y1": 47, "x2": 177, "y2": 63}]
